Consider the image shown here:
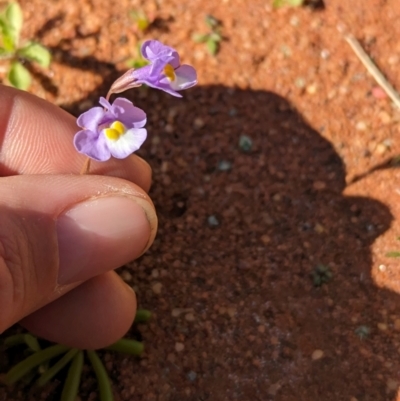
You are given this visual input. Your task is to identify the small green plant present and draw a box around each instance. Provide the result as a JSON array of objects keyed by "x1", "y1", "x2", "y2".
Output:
[
  {"x1": 311, "y1": 264, "x2": 332, "y2": 287},
  {"x1": 355, "y1": 325, "x2": 371, "y2": 340},
  {"x1": 130, "y1": 9, "x2": 154, "y2": 32},
  {"x1": 273, "y1": 0, "x2": 304, "y2": 7},
  {"x1": 192, "y1": 15, "x2": 222, "y2": 56},
  {"x1": 1, "y1": 309, "x2": 152, "y2": 401},
  {"x1": 126, "y1": 42, "x2": 149, "y2": 69},
  {"x1": 0, "y1": 2, "x2": 51, "y2": 90}
]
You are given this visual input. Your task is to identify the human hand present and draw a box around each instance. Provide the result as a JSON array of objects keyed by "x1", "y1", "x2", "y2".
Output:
[{"x1": 0, "y1": 85, "x2": 157, "y2": 350}]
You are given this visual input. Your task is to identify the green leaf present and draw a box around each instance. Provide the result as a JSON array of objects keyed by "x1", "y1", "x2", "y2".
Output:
[
  {"x1": 60, "y1": 351, "x2": 83, "y2": 401},
  {"x1": 105, "y1": 338, "x2": 144, "y2": 356},
  {"x1": 273, "y1": 0, "x2": 304, "y2": 7},
  {"x1": 87, "y1": 351, "x2": 114, "y2": 401},
  {"x1": 209, "y1": 32, "x2": 222, "y2": 42},
  {"x1": 18, "y1": 42, "x2": 51, "y2": 67},
  {"x1": 4, "y1": 344, "x2": 69, "y2": 385},
  {"x1": 5, "y1": 2, "x2": 23, "y2": 46},
  {"x1": 192, "y1": 33, "x2": 209, "y2": 43},
  {"x1": 134, "y1": 309, "x2": 152, "y2": 323},
  {"x1": 8, "y1": 61, "x2": 31, "y2": 90},
  {"x1": 206, "y1": 38, "x2": 218, "y2": 56},
  {"x1": 386, "y1": 251, "x2": 400, "y2": 258}
]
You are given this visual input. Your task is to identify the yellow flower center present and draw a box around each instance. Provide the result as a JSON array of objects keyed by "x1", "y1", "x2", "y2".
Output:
[
  {"x1": 104, "y1": 121, "x2": 126, "y2": 141},
  {"x1": 163, "y1": 64, "x2": 176, "y2": 81}
]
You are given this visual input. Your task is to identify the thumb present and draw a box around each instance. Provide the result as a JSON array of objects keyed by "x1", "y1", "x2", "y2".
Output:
[{"x1": 0, "y1": 174, "x2": 157, "y2": 332}]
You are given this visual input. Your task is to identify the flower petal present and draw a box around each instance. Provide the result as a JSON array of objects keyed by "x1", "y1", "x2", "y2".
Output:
[
  {"x1": 74, "y1": 129, "x2": 111, "y2": 161},
  {"x1": 141, "y1": 40, "x2": 180, "y2": 67},
  {"x1": 105, "y1": 128, "x2": 147, "y2": 159},
  {"x1": 111, "y1": 98, "x2": 147, "y2": 128},
  {"x1": 76, "y1": 107, "x2": 104, "y2": 131},
  {"x1": 169, "y1": 64, "x2": 198, "y2": 91}
]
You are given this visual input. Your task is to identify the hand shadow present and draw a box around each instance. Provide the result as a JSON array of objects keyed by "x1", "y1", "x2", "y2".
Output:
[
  {"x1": 1, "y1": 83, "x2": 392, "y2": 401},
  {"x1": 125, "y1": 84, "x2": 396, "y2": 401}
]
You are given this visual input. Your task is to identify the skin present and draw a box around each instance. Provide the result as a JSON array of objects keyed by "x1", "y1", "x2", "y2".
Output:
[{"x1": 0, "y1": 85, "x2": 157, "y2": 349}]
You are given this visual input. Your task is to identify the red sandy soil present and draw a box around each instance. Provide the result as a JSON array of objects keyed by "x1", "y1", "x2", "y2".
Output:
[{"x1": 2, "y1": 0, "x2": 400, "y2": 400}]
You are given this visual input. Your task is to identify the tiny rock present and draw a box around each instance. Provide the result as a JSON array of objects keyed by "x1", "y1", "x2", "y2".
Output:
[
  {"x1": 185, "y1": 313, "x2": 195, "y2": 322},
  {"x1": 193, "y1": 118, "x2": 205, "y2": 129},
  {"x1": 313, "y1": 181, "x2": 326, "y2": 190},
  {"x1": 152, "y1": 282, "x2": 163, "y2": 294},
  {"x1": 355, "y1": 121, "x2": 367, "y2": 131},
  {"x1": 311, "y1": 349, "x2": 324, "y2": 360},
  {"x1": 175, "y1": 342, "x2": 185, "y2": 352},
  {"x1": 394, "y1": 319, "x2": 400, "y2": 331},
  {"x1": 377, "y1": 322, "x2": 388, "y2": 331},
  {"x1": 386, "y1": 378, "x2": 399, "y2": 391}
]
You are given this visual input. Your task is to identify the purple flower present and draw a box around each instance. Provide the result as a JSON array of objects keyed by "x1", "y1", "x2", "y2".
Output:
[
  {"x1": 74, "y1": 97, "x2": 147, "y2": 161},
  {"x1": 110, "y1": 40, "x2": 197, "y2": 98}
]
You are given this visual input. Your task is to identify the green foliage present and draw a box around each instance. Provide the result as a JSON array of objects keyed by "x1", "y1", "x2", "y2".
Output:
[
  {"x1": 126, "y1": 42, "x2": 149, "y2": 69},
  {"x1": 311, "y1": 264, "x2": 333, "y2": 287},
  {"x1": 2, "y1": 309, "x2": 151, "y2": 401},
  {"x1": 130, "y1": 10, "x2": 151, "y2": 32},
  {"x1": 8, "y1": 61, "x2": 30, "y2": 89},
  {"x1": 0, "y1": 2, "x2": 52, "y2": 90},
  {"x1": 192, "y1": 15, "x2": 222, "y2": 56},
  {"x1": 273, "y1": 0, "x2": 304, "y2": 7},
  {"x1": 386, "y1": 251, "x2": 400, "y2": 258}
]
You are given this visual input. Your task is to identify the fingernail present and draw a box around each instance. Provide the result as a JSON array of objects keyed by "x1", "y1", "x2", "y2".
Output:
[{"x1": 56, "y1": 196, "x2": 151, "y2": 285}]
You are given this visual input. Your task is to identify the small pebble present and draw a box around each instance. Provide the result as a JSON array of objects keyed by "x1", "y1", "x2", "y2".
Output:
[
  {"x1": 311, "y1": 349, "x2": 324, "y2": 360},
  {"x1": 175, "y1": 342, "x2": 185, "y2": 352},
  {"x1": 193, "y1": 118, "x2": 205, "y2": 129},
  {"x1": 387, "y1": 378, "x2": 398, "y2": 391},
  {"x1": 372, "y1": 86, "x2": 388, "y2": 99},
  {"x1": 394, "y1": 319, "x2": 400, "y2": 331},
  {"x1": 207, "y1": 215, "x2": 220, "y2": 227},
  {"x1": 355, "y1": 121, "x2": 367, "y2": 131},
  {"x1": 377, "y1": 322, "x2": 388, "y2": 331},
  {"x1": 152, "y1": 282, "x2": 163, "y2": 294},
  {"x1": 187, "y1": 371, "x2": 197, "y2": 381},
  {"x1": 185, "y1": 313, "x2": 195, "y2": 322},
  {"x1": 217, "y1": 160, "x2": 232, "y2": 171},
  {"x1": 306, "y1": 84, "x2": 318, "y2": 94}
]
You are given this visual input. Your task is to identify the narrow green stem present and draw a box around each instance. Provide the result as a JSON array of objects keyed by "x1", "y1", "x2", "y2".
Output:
[
  {"x1": 37, "y1": 348, "x2": 79, "y2": 387},
  {"x1": 87, "y1": 350, "x2": 114, "y2": 401},
  {"x1": 105, "y1": 338, "x2": 144, "y2": 356},
  {"x1": 4, "y1": 344, "x2": 69, "y2": 385},
  {"x1": 60, "y1": 351, "x2": 83, "y2": 401}
]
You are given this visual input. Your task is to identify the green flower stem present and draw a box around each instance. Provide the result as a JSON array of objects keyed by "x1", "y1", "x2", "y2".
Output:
[
  {"x1": 37, "y1": 348, "x2": 79, "y2": 387},
  {"x1": 5, "y1": 344, "x2": 69, "y2": 385},
  {"x1": 134, "y1": 309, "x2": 152, "y2": 323},
  {"x1": 87, "y1": 350, "x2": 114, "y2": 401},
  {"x1": 4, "y1": 333, "x2": 40, "y2": 352},
  {"x1": 60, "y1": 351, "x2": 83, "y2": 401},
  {"x1": 105, "y1": 338, "x2": 144, "y2": 356}
]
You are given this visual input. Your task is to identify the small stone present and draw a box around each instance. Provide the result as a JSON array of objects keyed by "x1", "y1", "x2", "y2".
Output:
[
  {"x1": 355, "y1": 121, "x2": 367, "y2": 131},
  {"x1": 378, "y1": 111, "x2": 391, "y2": 124},
  {"x1": 151, "y1": 269, "x2": 159, "y2": 278},
  {"x1": 152, "y1": 282, "x2": 162, "y2": 294},
  {"x1": 175, "y1": 342, "x2": 185, "y2": 352},
  {"x1": 268, "y1": 382, "x2": 281, "y2": 396},
  {"x1": 217, "y1": 160, "x2": 232, "y2": 171},
  {"x1": 172, "y1": 308, "x2": 182, "y2": 317},
  {"x1": 394, "y1": 319, "x2": 400, "y2": 331},
  {"x1": 207, "y1": 215, "x2": 220, "y2": 227},
  {"x1": 314, "y1": 223, "x2": 325, "y2": 233},
  {"x1": 379, "y1": 264, "x2": 386, "y2": 272},
  {"x1": 185, "y1": 313, "x2": 195, "y2": 322},
  {"x1": 377, "y1": 322, "x2": 388, "y2": 331},
  {"x1": 193, "y1": 118, "x2": 205, "y2": 129},
  {"x1": 261, "y1": 234, "x2": 271, "y2": 244},
  {"x1": 295, "y1": 77, "x2": 306, "y2": 88},
  {"x1": 258, "y1": 325, "x2": 266, "y2": 333},
  {"x1": 313, "y1": 181, "x2": 326, "y2": 190},
  {"x1": 306, "y1": 84, "x2": 318, "y2": 94},
  {"x1": 372, "y1": 86, "x2": 388, "y2": 99},
  {"x1": 311, "y1": 349, "x2": 324, "y2": 360},
  {"x1": 375, "y1": 143, "x2": 388, "y2": 155},
  {"x1": 386, "y1": 378, "x2": 398, "y2": 391},
  {"x1": 320, "y1": 49, "x2": 330, "y2": 59},
  {"x1": 187, "y1": 371, "x2": 197, "y2": 381},
  {"x1": 121, "y1": 270, "x2": 132, "y2": 282}
]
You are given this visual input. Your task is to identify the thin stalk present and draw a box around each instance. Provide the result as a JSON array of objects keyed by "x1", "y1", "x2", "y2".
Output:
[
  {"x1": 5, "y1": 344, "x2": 69, "y2": 385},
  {"x1": 36, "y1": 348, "x2": 79, "y2": 387},
  {"x1": 87, "y1": 350, "x2": 114, "y2": 401},
  {"x1": 134, "y1": 309, "x2": 152, "y2": 323},
  {"x1": 60, "y1": 351, "x2": 84, "y2": 401},
  {"x1": 80, "y1": 157, "x2": 91, "y2": 175}
]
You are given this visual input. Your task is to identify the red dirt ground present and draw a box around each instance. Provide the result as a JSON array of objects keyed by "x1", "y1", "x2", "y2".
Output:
[{"x1": 2, "y1": 0, "x2": 400, "y2": 400}]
